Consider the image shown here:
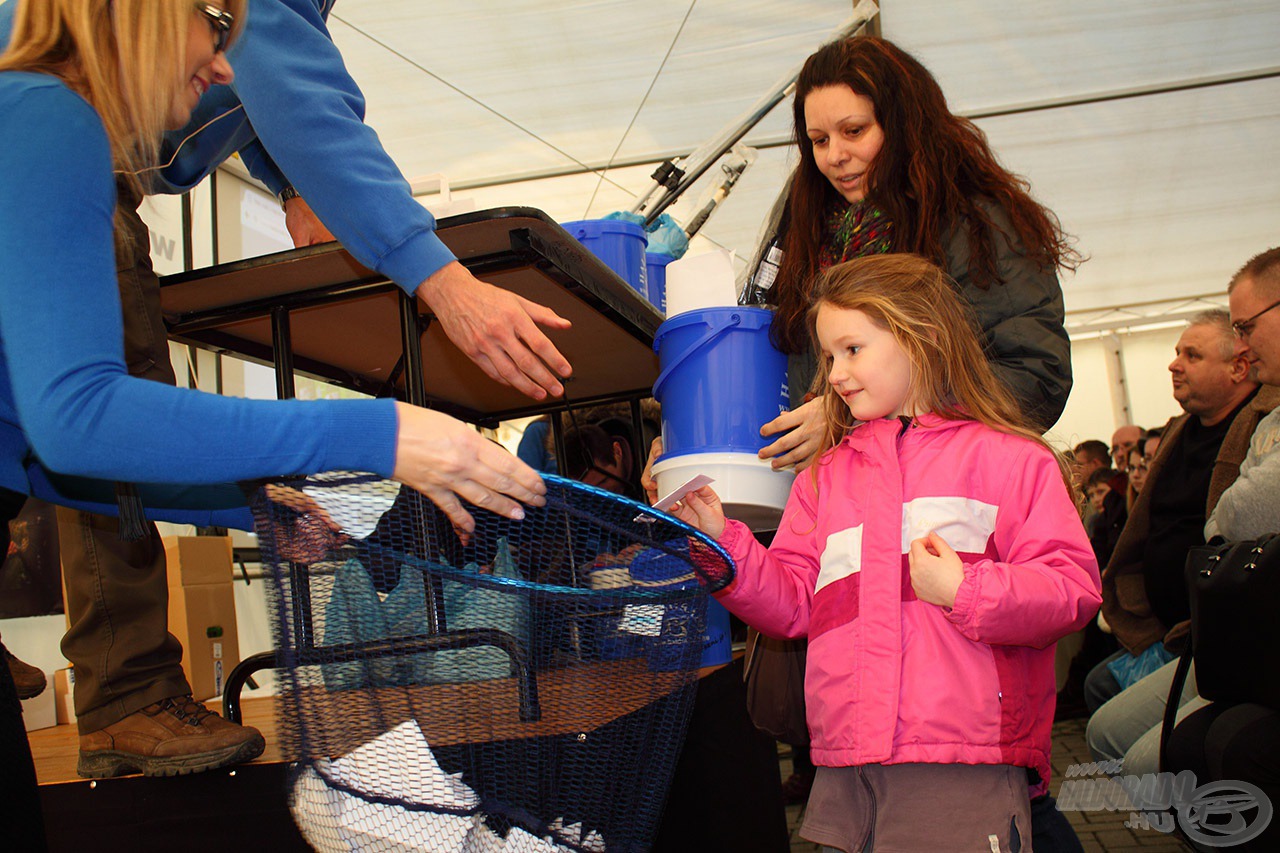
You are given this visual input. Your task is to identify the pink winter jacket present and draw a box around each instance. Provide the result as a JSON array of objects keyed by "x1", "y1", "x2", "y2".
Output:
[{"x1": 715, "y1": 414, "x2": 1100, "y2": 791}]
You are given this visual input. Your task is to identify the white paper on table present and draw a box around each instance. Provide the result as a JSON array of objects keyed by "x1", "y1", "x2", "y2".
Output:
[
  {"x1": 461, "y1": 819, "x2": 508, "y2": 853},
  {"x1": 302, "y1": 472, "x2": 402, "y2": 539},
  {"x1": 329, "y1": 720, "x2": 477, "y2": 809},
  {"x1": 290, "y1": 762, "x2": 351, "y2": 853},
  {"x1": 339, "y1": 800, "x2": 474, "y2": 853}
]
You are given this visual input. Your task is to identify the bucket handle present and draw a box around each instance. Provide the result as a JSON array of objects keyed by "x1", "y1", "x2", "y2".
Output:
[{"x1": 652, "y1": 312, "x2": 744, "y2": 400}]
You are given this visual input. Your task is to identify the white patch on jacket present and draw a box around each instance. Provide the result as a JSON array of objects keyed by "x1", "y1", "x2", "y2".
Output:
[
  {"x1": 816, "y1": 526, "x2": 863, "y2": 593},
  {"x1": 901, "y1": 496, "x2": 999, "y2": 554}
]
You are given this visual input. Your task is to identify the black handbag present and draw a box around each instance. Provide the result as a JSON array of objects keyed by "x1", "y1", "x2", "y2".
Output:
[
  {"x1": 1161, "y1": 534, "x2": 1280, "y2": 768},
  {"x1": 742, "y1": 629, "x2": 810, "y2": 746},
  {"x1": 1184, "y1": 534, "x2": 1280, "y2": 709}
]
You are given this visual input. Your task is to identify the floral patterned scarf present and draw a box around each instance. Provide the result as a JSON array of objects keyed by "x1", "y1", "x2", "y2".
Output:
[{"x1": 818, "y1": 200, "x2": 894, "y2": 271}]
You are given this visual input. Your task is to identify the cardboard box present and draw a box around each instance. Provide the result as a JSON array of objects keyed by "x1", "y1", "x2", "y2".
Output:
[
  {"x1": 163, "y1": 536, "x2": 240, "y2": 701},
  {"x1": 54, "y1": 667, "x2": 76, "y2": 725},
  {"x1": 21, "y1": 675, "x2": 56, "y2": 732},
  {"x1": 163, "y1": 535, "x2": 234, "y2": 587},
  {"x1": 168, "y1": 583, "x2": 239, "y2": 701}
]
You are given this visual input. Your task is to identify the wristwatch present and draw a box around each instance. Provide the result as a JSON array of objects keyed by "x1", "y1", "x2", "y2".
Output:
[{"x1": 277, "y1": 185, "x2": 301, "y2": 211}]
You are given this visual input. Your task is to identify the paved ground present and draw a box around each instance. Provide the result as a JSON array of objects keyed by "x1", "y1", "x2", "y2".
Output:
[{"x1": 781, "y1": 718, "x2": 1193, "y2": 852}]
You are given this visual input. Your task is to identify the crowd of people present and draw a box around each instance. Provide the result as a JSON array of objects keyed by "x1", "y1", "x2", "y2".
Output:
[
  {"x1": 1055, "y1": 265, "x2": 1280, "y2": 850},
  {"x1": 0, "y1": 1, "x2": 1276, "y2": 851}
]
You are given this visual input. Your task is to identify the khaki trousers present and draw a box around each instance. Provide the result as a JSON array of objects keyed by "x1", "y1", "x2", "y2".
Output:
[{"x1": 57, "y1": 182, "x2": 190, "y2": 734}]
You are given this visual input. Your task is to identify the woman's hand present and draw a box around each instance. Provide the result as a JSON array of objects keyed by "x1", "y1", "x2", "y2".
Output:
[
  {"x1": 640, "y1": 436, "x2": 664, "y2": 505},
  {"x1": 666, "y1": 485, "x2": 727, "y2": 540},
  {"x1": 392, "y1": 403, "x2": 546, "y2": 540},
  {"x1": 759, "y1": 398, "x2": 825, "y2": 472},
  {"x1": 908, "y1": 531, "x2": 965, "y2": 608}
]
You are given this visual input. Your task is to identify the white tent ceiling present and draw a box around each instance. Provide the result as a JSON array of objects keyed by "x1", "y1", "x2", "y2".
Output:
[{"x1": 313, "y1": 0, "x2": 1280, "y2": 318}]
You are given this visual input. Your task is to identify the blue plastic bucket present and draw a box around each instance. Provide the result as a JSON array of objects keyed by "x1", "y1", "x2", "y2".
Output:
[
  {"x1": 645, "y1": 252, "x2": 674, "y2": 312},
  {"x1": 629, "y1": 545, "x2": 732, "y2": 670},
  {"x1": 652, "y1": 307, "x2": 789, "y2": 458},
  {"x1": 561, "y1": 219, "x2": 648, "y2": 296}
]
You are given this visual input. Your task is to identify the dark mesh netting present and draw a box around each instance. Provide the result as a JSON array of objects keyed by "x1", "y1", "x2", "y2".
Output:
[{"x1": 249, "y1": 472, "x2": 735, "y2": 852}]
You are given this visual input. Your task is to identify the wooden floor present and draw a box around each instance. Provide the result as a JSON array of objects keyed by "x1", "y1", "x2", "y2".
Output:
[{"x1": 29, "y1": 696, "x2": 284, "y2": 786}]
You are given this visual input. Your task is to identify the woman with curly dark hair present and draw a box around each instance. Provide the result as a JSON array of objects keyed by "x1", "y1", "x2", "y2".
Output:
[{"x1": 757, "y1": 36, "x2": 1080, "y2": 471}]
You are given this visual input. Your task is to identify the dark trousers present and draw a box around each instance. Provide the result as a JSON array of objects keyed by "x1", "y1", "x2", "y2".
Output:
[
  {"x1": 56, "y1": 182, "x2": 190, "y2": 733},
  {"x1": 1, "y1": 486, "x2": 48, "y2": 850},
  {"x1": 1167, "y1": 702, "x2": 1280, "y2": 851},
  {"x1": 652, "y1": 658, "x2": 791, "y2": 851}
]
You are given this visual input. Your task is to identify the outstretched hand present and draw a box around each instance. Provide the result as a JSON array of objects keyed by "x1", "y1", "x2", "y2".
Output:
[
  {"x1": 907, "y1": 531, "x2": 964, "y2": 608},
  {"x1": 418, "y1": 262, "x2": 573, "y2": 401},
  {"x1": 665, "y1": 485, "x2": 727, "y2": 540},
  {"x1": 392, "y1": 402, "x2": 546, "y2": 543}
]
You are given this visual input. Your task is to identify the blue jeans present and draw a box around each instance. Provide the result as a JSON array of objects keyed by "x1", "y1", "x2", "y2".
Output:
[{"x1": 1084, "y1": 649, "x2": 1128, "y2": 713}]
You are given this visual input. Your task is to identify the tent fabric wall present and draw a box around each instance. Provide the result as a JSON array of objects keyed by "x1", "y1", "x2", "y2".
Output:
[{"x1": 105, "y1": 0, "x2": 1280, "y2": 437}]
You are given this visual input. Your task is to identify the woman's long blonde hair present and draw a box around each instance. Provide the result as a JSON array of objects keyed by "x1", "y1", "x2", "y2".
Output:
[
  {"x1": 808, "y1": 253, "x2": 1078, "y2": 500},
  {"x1": 0, "y1": 0, "x2": 245, "y2": 198}
]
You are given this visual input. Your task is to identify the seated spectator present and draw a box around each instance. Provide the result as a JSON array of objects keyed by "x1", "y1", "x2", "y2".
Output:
[
  {"x1": 1087, "y1": 297, "x2": 1279, "y2": 777},
  {"x1": 1124, "y1": 448, "x2": 1148, "y2": 509},
  {"x1": 1111, "y1": 424, "x2": 1145, "y2": 472},
  {"x1": 1072, "y1": 439, "x2": 1110, "y2": 490},
  {"x1": 1086, "y1": 467, "x2": 1128, "y2": 568},
  {"x1": 1165, "y1": 247, "x2": 1280, "y2": 851},
  {"x1": 561, "y1": 423, "x2": 637, "y2": 497},
  {"x1": 516, "y1": 416, "x2": 558, "y2": 474}
]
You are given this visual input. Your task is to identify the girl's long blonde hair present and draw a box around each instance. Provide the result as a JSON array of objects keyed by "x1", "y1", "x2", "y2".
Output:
[
  {"x1": 0, "y1": 0, "x2": 245, "y2": 198},
  {"x1": 808, "y1": 253, "x2": 1078, "y2": 501}
]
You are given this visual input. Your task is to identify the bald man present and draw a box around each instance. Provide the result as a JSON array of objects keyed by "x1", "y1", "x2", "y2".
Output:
[{"x1": 1110, "y1": 424, "x2": 1144, "y2": 472}]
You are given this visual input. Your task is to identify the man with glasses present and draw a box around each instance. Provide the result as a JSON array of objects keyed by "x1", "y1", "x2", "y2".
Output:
[
  {"x1": 1211, "y1": 246, "x2": 1280, "y2": 539},
  {"x1": 0, "y1": 0, "x2": 574, "y2": 780}
]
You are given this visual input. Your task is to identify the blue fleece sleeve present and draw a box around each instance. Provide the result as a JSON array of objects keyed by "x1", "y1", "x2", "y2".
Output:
[
  {"x1": 0, "y1": 80, "x2": 398, "y2": 492},
  {"x1": 220, "y1": 0, "x2": 456, "y2": 292}
]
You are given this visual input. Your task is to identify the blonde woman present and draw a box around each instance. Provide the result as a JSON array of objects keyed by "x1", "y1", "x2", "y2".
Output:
[{"x1": 0, "y1": 2, "x2": 543, "y2": 840}]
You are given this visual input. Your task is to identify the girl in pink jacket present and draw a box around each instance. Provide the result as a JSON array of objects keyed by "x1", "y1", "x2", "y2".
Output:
[{"x1": 671, "y1": 254, "x2": 1101, "y2": 852}]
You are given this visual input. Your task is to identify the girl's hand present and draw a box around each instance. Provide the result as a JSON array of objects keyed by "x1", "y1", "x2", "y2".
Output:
[
  {"x1": 667, "y1": 485, "x2": 726, "y2": 540},
  {"x1": 908, "y1": 531, "x2": 964, "y2": 608},
  {"x1": 640, "y1": 436, "x2": 664, "y2": 504},
  {"x1": 759, "y1": 398, "x2": 825, "y2": 472}
]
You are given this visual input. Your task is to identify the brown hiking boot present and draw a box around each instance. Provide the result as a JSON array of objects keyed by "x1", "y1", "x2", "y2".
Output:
[
  {"x1": 77, "y1": 695, "x2": 265, "y2": 779},
  {"x1": 5, "y1": 647, "x2": 47, "y2": 700}
]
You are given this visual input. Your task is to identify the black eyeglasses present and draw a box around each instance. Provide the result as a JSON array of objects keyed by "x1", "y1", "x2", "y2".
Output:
[
  {"x1": 1232, "y1": 297, "x2": 1280, "y2": 340},
  {"x1": 196, "y1": 4, "x2": 234, "y2": 54}
]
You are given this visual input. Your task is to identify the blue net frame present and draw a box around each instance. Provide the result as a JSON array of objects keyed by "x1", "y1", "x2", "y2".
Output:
[{"x1": 249, "y1": 472, "x2": 735, "y2": 852}]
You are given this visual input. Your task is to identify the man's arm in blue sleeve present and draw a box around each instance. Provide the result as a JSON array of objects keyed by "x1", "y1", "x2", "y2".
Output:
[{"x1": 228, "y1": 0, "x2": 456, "y2": 293}]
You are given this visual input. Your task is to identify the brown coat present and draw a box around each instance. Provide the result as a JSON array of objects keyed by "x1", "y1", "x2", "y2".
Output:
[{"x1": 1101, "y1": 384, "x2": 1280, "y2": 654}]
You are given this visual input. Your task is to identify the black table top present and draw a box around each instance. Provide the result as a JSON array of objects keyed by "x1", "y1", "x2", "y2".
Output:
[{"x1": 159, "y1": 207, "x2": 664, "y2": 424}]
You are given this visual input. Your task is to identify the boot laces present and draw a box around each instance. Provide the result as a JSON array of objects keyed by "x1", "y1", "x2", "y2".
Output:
[{"x1": 159, "y1": 695, "x2": 216, "y2": 727}]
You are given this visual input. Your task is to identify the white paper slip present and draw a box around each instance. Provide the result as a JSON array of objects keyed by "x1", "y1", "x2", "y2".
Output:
[{"x1": 652, "y1": 474, "x2": 715, "y2": 512}]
